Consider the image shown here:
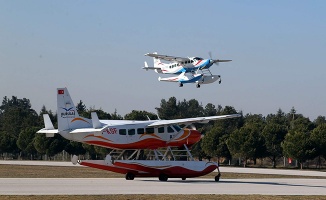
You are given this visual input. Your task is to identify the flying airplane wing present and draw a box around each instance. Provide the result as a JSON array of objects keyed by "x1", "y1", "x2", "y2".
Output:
[
  {"x1": 147, "y1": 114, "x2": 241, "y2": 127},
  {"x1": 145, "y1": 53, "x2": 190, "y2": 62}
]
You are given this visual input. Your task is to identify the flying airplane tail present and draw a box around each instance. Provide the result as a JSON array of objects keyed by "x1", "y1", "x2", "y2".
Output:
[
  {"x1": 152, "y1": 52, "x2": 161, "y2": 68},
  {"x1": 57, "y1": 88, "x2": 92, "y2": 131}
]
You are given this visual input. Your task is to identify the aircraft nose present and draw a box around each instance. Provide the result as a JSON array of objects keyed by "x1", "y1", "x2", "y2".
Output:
[{"x1": 189, "y1": 129, "x2": 202, "y2": 143}]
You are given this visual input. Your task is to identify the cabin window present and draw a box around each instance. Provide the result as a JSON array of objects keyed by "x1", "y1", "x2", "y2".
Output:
[
  {"x1": 128, "y1": 129, "x2": 135, "y2": 135},
  {"x1": 137, "y1": 128, "x2": 144, "y2": 134},
  {"x1": 146, "y1": 127, "x2": 154, "y2": 134},
  {"x1": 119, "y1": 129, "x2": 126, "y2": 135},
  {"x1": 158, "y1": 126, "x2": 165, "y2": 133},
  {"x1": 167, "y1": 126, "x2": 174, "y2": 133}
]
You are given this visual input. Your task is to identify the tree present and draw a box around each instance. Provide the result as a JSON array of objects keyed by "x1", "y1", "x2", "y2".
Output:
[
  {"x1": 314, "y1": 116, "x2": 326, "y2": 127},
  {"x1": 227, "y1": 114, "x2": 266, "y2": 167},
  {"x1": 0, "y1": 96, "x2": 39, "y2": 156},
  {"x1": 282, "y1": 130, "x2": 317, "y2": 169},
  {"x1": 17, "y1": 127, "x2": 39, "y2": 159},
  {"x1": 311, "y1": 124, "x2": 326, "y2": 160},
  {"x1": 64, "y1": 141, "x2": 86, "y2": 156},
  {"x1": 124, "y1": 110, "x2": 157, "y2": 120},
  {"x1": 76, "y1": 100, "x2": 86, "y2": 113},
  {"x1": 262, "y1": 110, "x2": 288, "y2": 168},
  {"x1": 262, "y1": 123, "x2": 287, "y2": 168},
  {"x1": 201, "y1": 126, "x2": 231, "y2": 163},
  {"x1": 34, "y1": 134, "x2": 67, "y2": 159},
  {"x1": 156, "y1": 97, "x2": 178, "y2": 119}
]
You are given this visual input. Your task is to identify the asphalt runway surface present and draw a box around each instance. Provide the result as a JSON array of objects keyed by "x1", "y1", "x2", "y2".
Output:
[
  {"x1": 1, "y1": 161, "x2": 326, "y2": 195},
  {"x1": 1, "y1": 178, "x2": 326, "y2": 195}
]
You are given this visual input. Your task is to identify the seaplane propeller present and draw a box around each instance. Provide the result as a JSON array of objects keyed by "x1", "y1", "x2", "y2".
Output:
[{"x1": 209, "y1": 51, "x2": 232, "y2": 66}]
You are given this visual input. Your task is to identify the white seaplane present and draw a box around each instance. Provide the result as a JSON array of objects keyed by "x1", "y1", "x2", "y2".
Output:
[
  {"x1": 143, "y1": 52, "x2": 231, "y2": 88},
  {"x1": 37, "y1": 88, "x2": 240, "y2": 181}
]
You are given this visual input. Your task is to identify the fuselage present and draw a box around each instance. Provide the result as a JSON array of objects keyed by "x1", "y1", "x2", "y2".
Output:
[
  {"x1": 157, "y1": 58, "x2": 213, "y2": 74},
  {"x1": 60, "y1": 119, "x2": 202, "y2": 150}
]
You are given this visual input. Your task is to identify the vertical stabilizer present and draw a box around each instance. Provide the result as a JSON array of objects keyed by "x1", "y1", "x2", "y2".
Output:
[
  {"x1": 153, "y1": 52, "x2": 161, "y2": 68},
  {"x1": 57, "y1": 88, "x2": 92, "y2": 131}
]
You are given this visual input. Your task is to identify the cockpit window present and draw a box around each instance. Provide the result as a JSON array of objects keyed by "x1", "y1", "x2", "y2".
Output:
[
  {"x1": 172, "y1": 125, "x2": 182, "y2": 132},
  {"x1": 194, "y1": 57, "x2": 203, "y2": 60}
]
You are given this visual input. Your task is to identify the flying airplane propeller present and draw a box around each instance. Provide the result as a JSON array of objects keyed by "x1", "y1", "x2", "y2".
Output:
[{"x1": 209, "y1": 51, "x2": 232, "y2": 66}]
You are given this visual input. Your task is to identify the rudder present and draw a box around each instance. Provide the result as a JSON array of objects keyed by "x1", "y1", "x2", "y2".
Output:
[{"x1": 57, "y1": 88, "x2": 92, "y2": 131}]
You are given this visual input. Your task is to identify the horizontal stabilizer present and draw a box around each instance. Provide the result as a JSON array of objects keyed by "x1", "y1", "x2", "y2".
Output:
[
  {"x1": 36, "y1": 129, "x2": 59, "y2": 137},
  {"x1": 69, "y1": 125, "x2": 109, "y2": 136}
]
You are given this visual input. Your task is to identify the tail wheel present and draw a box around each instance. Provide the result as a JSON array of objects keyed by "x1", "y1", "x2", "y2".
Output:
[
  {"x1": 125, "y1": 172, "x2": 135, "y2": 180},
  {"x1": 159, "y1": 174, "x2": 168, "y2": 181}
]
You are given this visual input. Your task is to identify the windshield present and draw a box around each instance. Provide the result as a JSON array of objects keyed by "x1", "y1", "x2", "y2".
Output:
[{"x1": 172, "y1": 125, "x2": 182, "y2": 132}]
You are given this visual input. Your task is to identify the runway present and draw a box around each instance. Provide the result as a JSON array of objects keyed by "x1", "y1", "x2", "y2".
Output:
[
  {"x1": 1, "y1": 161, "x2": 326, "y2": 195},
  {"x1": 1, "y1": 178, "x2": 326, "y2": 195}
]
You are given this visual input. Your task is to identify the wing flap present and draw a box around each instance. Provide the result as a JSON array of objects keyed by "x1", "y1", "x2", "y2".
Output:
[{"x1": 147, "y1": 114, "x2": 241, "y2": 127}]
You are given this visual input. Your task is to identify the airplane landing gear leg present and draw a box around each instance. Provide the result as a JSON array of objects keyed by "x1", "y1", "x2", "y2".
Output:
[
  {"x1": 218, "y1": 75, "x2": 222, "y2": 84},
  {"x1": 215, "y1": 166, "x2": 221, "y2": 182},
  {"x1": 215, "y1": 173, "x2": 221, "y2": 182}
]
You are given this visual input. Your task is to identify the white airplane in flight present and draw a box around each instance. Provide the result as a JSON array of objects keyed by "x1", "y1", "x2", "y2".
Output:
[
  {"x1": 38, "y1": 88, "x2": 240, "y2": 181},
  {"x1": 143, "y1": 52, "x2": 231, "y2": 88}
]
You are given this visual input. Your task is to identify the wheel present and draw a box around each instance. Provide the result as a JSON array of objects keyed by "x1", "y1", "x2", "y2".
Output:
[
  {"x1": 179, "y1": 83, "x2": 183, "y2": 87},
  {"x1": 215, "y1": 173, "x2": 221, "y2": 182},
  {"x1": 125, "y1": 172, "x2": 135, "y2": 180},
  {"x1": 159, "y1": 174, "x2": 168, "y2": 181},
  {"x1": 182, "y1": 177, "x2": 186, "y2": 181},
  {"x1": 196, "y1": 84, "x2": 200, "y2": 88}
]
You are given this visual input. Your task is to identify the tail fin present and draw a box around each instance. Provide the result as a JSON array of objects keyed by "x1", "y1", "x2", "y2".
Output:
[
  {"x1": 57, "y1": 88, "x2": 92, "y2": 131},
  {"x1": 37, "y1": 114, "x2": 58, "y2": 137},
  {"x1": 152, "y1": 52, "x2": 161, "y2": 68}
]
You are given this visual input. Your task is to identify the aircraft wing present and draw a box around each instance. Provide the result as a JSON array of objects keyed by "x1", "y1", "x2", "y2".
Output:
[
  {"x1": 145, "y1": 53, "x2": 189, "y2": 62},
  {"x1": 147, "y1": 114, "x2": 241, "y2": 127}
]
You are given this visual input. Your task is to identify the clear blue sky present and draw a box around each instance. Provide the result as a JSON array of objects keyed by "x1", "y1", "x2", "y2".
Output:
[{"x1": 1, "y1": 1, "x2": 325, "y2": 120}]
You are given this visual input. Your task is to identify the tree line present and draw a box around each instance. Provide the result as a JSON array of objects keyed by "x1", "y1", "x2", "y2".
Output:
[{"x1": 0, "y1": 95, "x2": 325, "y2": 169}]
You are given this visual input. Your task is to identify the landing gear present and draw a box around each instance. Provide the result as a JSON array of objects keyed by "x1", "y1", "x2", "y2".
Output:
[
  {"x1": 179, "y1": 83, "x2": 183, "y2": 87},
  {"x1": 159, "y1": 174, "x2": 168, "y2": 181},
  {"x1": 125, "y1": 172, "x2": 135, "y2": 180},
  {"x1": 182, "y1": 177, "x2": 186, "y2": 181},
  {"x1": 215, "y1": 173, "x2": 221, "y2": 182},
  {"x1": 196, "y1": 83, "x2": 200, "y2": 88},
  {"x1": 218, "y1": 75, "x2": 222, "y2": 84}
]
